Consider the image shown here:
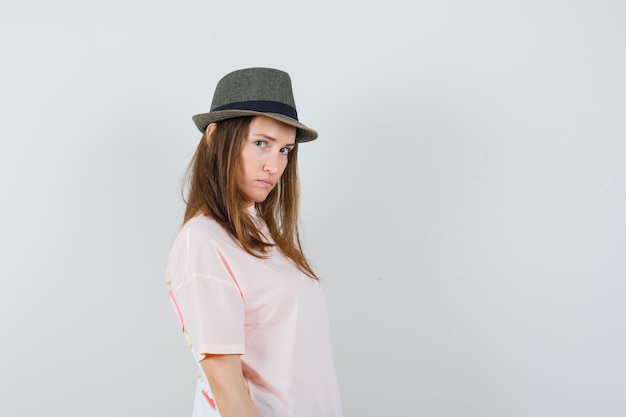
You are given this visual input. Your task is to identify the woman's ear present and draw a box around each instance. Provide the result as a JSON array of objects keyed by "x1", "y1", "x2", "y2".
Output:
[{"x1": 205, "y1": 123, "x2": 217, "y2": 146}]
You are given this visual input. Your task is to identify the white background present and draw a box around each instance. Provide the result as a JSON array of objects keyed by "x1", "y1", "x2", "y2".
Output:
[{"x1": 1, "y1": 1, "x2": 625, "y2": 416}]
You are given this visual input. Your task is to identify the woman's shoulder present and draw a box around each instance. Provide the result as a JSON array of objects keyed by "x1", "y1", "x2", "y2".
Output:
[
  {"x1": 168, "y1": 216, "x2": 242, "y2": 275},
  {"x1": 172, "y1": 215, "x2": 232, "y2": 249},
  {"x1": 181, "y1": 214, "x2": 218, "y2": 232}
]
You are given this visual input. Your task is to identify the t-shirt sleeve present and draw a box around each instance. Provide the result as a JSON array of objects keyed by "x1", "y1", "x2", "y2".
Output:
[{"x1": 167, "y1": 222, "x2": 245, "y2": 361}]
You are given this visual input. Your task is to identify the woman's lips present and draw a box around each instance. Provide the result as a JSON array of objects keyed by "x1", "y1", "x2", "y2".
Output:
[{"x1": 257, "y1": 179, "x2": 273, "y2": 188}]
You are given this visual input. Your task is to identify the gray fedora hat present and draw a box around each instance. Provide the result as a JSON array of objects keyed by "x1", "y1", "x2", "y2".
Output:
[{"x1": 192, "y1": 67, "x2": 318, "y2": 142}]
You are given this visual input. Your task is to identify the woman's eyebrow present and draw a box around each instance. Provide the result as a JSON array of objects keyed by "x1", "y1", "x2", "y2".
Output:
[{"x1": 252, "y1": 133, "x2": 295, "y2": 147}]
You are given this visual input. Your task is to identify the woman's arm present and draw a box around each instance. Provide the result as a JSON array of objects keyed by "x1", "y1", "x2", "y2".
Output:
[{"x1": 200, "y1": 354, "x2": 260, "y2": 417}]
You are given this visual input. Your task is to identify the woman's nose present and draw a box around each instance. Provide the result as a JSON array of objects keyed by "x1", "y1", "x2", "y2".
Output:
[{"x1": 263, "y1": 153, "x2": 279, "y2": 174}]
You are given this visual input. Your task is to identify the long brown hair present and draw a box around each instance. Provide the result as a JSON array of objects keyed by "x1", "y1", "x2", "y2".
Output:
[{"x1": 183, "y1": 116, "x2": 318, "y2": 280}]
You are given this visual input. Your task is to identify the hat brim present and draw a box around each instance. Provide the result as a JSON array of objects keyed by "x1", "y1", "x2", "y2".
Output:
[{"x1": 192, "y1": 110, "x2": 318, "y2": 143}]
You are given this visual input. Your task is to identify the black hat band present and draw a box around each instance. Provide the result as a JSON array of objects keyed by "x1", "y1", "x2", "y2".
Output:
[{"x1": 212, "y1": 100, "x2": 298, "y2": 121}]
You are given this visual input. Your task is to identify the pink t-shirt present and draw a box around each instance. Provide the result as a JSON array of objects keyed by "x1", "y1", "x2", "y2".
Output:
[{"x1": 166, "y1": 210, "x2": 343, "y2": 417}]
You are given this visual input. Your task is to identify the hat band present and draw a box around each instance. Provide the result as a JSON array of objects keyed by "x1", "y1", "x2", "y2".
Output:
[{"x1": 212, "y1": 100, "x2": 298, "y2": 121}]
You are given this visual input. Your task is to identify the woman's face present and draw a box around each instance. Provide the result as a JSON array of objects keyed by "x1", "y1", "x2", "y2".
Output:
[{"x1": 237, "y1": 116, "x2": 297, "y2": 207}]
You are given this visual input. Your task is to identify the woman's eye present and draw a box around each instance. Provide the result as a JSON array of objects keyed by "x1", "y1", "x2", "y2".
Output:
[
  {"x1": 254, "y1": 140, "x2": 267, "y2": 149},
  {"x1": 280, "y1": 147, "x2": 290, "y2": 155}
]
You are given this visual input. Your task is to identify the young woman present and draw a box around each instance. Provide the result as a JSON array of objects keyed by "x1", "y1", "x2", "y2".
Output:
[{"x1": 166, "y1": 68, "x2": 343, "y2": 417}]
